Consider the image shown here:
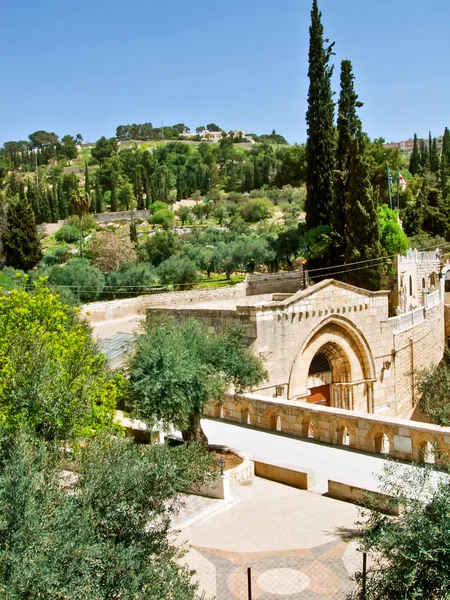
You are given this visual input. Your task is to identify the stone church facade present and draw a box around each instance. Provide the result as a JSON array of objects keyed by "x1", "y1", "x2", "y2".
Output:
[{"x1": 147, "y1": 251, "x2": 444, "y2": 419}]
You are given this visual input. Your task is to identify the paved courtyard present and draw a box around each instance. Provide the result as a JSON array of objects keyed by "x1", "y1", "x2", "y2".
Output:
[{"x1": 176, "y1": 477, "x2": 361, "y2": 599}]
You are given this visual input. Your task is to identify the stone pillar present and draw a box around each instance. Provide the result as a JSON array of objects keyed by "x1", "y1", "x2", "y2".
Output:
[
  {"x1": 367, "y1": 382, "x2": 374, "y2": 414},
  {"x1": 348, "y1": 386, "x2": 354, "y2": 411}
]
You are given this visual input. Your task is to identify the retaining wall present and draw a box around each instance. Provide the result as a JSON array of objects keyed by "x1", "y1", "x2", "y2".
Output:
[
  {"x1": 206, "y1": 392, "x2": 450, "y2": 464},
  {"x1": 81, "y1": 282, "x2": 247, "y2": 323}
]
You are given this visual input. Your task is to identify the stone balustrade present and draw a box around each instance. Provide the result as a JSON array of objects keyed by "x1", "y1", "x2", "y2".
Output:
[
  {"x1": 205, "y1": 392, "x2": 450, "y2": 464},
  {"x1": 398, "y1": 248, "x2": 441, "y2": 263}
]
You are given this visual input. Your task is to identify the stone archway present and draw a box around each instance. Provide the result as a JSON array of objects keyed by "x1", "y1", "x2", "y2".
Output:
[{"x1": 288, "y1": 316, "x2": 375, "y2": 412}]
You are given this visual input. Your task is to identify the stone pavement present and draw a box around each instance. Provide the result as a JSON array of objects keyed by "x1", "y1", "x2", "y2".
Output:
[
  {"x1": 202, "y1": 418, "x2": 393, "y2": 493},
  {"x1": 177, "y1": 477, "x2": 361, "y2": 599}
]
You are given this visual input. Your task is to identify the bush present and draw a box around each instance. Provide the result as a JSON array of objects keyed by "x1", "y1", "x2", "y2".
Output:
[
  {"x1": 157, "y1": 257, "x2": 198, "y2": 288},
  {"x1": 144, "y1": 231, "x2": 179, "y2": 266},
  {"x1": 379, "y1": 205, "x2": 409, "y2": 255},
  {"x1": 149, "y1": 209, "x2": 174, "y2": 230},
  {"x1": 47, "y1": 258, "x2": 105, "y2": 302},
  {"x1": 41, "y1": 245, "x2": 71, "y2": 266},
  {"x1": 67, "y1": 214, "x2": 98, "y2": 232},
  {"x1": 149, "y1": 201, "x2": 169, "y2": 215},
  {"x1": 55, "y1": 225, "x2": 79, "y2": 244},
  {"x1": 0, "y1": 267, "x2": 26, "y2": 291},
  {"x1": 86, "y1": 231, "x2": 136, "y2": 273},
  {"x1": 239, "y1": 198, "x2": 274, "y2": 222},
  {"x1": 107, "y1": 262, "x2": 159, "y2": 298}
]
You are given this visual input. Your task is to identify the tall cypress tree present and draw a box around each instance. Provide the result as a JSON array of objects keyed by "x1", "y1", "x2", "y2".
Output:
[
  {"x1": 343, "y1": 133, "x2": 383, "y2": 290},
  {"x1": 440, "y1": 127, "x2": 450, "y2": 199},
  {"x1": 334, "y1": 59, "x2": 362, "y2": 262},
  {"x1": 305, "y1": 0, "x2": 335, "y2": 230},
  {"x1": 409, "y1": 133, "x2": 420, "y2": 175},
  {"x1": 430, "y1": 136, "x2": 440, "y2": 173},
  {"x1": 3, "y1": 198, "x2": 42, "y2": 270},
  {"x1": 84, "y1": 161, "x2": 90, "y2": 193},
  {"x1": 333, "y1": 60, "x2": 383, "y2": 290},
  {"x1": 420, "y1": 139, "x2": 429, "y2": 172},
  {"x1": 95, "y1": 183, "x2": 103, "y2": 214}
]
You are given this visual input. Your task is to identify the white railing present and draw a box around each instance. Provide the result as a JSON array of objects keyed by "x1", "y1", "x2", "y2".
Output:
[
  {"x1": 389, "y1": 307, "x2": 425, "y2": 334},
  {"x1": 398, "y1": 248, "x2": 441, "y2": 263},
  {"x1": 425, "y1": 289, "x2": 442, "y2": 309}
]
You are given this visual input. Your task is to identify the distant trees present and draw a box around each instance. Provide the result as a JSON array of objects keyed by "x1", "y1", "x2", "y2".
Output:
[{"x1": 91, "y1": 136, "x2": 118, "y2": 164}]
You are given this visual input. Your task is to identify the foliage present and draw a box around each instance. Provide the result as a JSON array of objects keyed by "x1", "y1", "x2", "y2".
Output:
[
  {"x1": 0, "y1": 282, "x2": 118, "y2": 440},
  {"x1": 379, "y1": 205, "x2": 409, "y2": 256},
  {"x1": 41, "y1": 244, "x2": 70, "y2": 266},
  {"x1": 408, "y1": 232, "x2": 446, "y2": 251},
  {"x1": 350, "y1": 462, "x2": 450, "y2": 599},
  {"x1": 47, "y1": 258, "x2": 105, "y2": 302},
  {"x1": 55, "y1": 224, "x2": 80, "y2": 243},
  {"x1": 66, "y1": 213, "x2": 97, "y2": 232},
  {"x1": 415, "y1": 361, "x2": 450, "y2": 426},
  {"x1": 157, "y1": 257, "x2": 198, "y2": 288},
  {"x1": 239, "y1": 197, "x2": 274, "y2": 222},
  {"x1": 0, "y1": 432, "x2": 214, "y2": 599},
  {"x1": 149, "y1": 208, "x2": 174, "y2": 230},
  {"x1": 3, "y1": 198, "x2": 42, "y2": 271},
  {"x1": 90, "y1": 136, "x2": 118, "y2": 164},
  {"x1": 86, "y1": 230, "x2": 137, "y2": 273},
  {"x1": 305, "y1": 0, "x2": 336, "y2": 230},
  {"x1": 107, "y1": 262, "x2": 159, "y2": 297},
  {"x1": 129, "y1": 317, "x2": 266, "y2": 443},
  {"x1": 144, "y1": 231, "x2": 179, "y2": 266}
]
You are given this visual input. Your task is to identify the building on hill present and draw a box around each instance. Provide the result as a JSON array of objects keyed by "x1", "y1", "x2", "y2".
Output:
[
  {"x1": 384, "y1": 135, "x2": 444, "y2": 152},
  {"x1": 142, "y1": 252, "x2": 443, "y2": 419}
]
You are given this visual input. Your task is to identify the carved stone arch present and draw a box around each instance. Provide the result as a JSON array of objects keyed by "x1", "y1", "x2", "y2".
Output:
[
  {"x1": 263, "y1": 405, "x2": 283, "y2": 431},
  {"x1": 288, "y1": 315, "x2": 376, "y2": 400},
  {"x1": 235, "y1": 398, "x2": 255, "y2": 425}
]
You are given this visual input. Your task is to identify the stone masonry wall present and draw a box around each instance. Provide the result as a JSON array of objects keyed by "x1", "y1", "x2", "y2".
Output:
[
  {"x1": 245, "y1": 271, "x2": 304, "y2": 296},
  {"x1": 206, "y1": 392, "x2": 450, "y2": 464},
  {"x1": 81, "y1": 282, "x2": 247, "y2": 323},
  {"x1": 393, "y1": 302, "x2": 445, "y2": 417}
]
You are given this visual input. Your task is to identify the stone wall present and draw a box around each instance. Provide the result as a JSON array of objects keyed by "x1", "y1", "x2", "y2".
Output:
[
  {"x1": 207, "y1": 392, "x2": 450, "y2": 464},
  {"x1": 81, "y1": 282, "x2": 247, "y2": 323},
  {"x1": 245, "y1": 271, "x2": 304, "y2": 296},
  {"x1": 94, "y1": 209, "x2": 150, "y2": 223},
  {"x1": 392, "y1": 301, "x2": 445, "y2": 417}
]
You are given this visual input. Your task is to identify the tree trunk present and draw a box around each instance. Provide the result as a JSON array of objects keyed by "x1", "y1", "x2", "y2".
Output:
[{"x1": 181, "y1": 412, "x2": 208, "y2": 446}]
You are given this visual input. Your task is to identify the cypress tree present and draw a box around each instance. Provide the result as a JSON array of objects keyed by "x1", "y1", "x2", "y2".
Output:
[
  {"x1": 305, "y1": 0, "x2": 335, "y2": 230},
  {"x1": 334, "y1": 59, "x2": 362, "y2": 262},
  {"x1": 110, "y1": 186, "x2": 117, "y2": 212},
  {"x1": 57, "y1": 184, "x2": 68, "y2": 219},
  {"x1": 40, "y1": 187, "x2": 52, "y2": 223},
  {"x1": 84, "y1": 161, "x2": 90, "y2": 193},
  {"x1": 343, "y1": 133, "x2": 383, "y2": 290},
  {"x1": 430, "y1": 137, "x2": 440, "y2": 173},
  {"x1": 409, "y1": 133, "x2": 420, "y2": 175},
  {"x1": 420, "y1": 139, "x2": 429, "y2": 172},
  {"x1": 129, "y1": 218, "x2": 138, "y2": 246},
  {"x1": 3, "y1": 198, "x2": 42, "y2": 270},
  {"x1": 440, "y1": 127, "x2": 450, "y2": 199}
]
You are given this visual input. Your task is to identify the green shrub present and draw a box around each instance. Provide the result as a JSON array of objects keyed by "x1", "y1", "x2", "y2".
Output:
[
  {"x1": 107, "y1": 262, "x2": 159, "y2": 297},
  {"x1": 157, "y1": 257, "x2": 198, "y2": 288},
  {"x1": 41, "y1": 245, "x2": 71, "y2": 266},
  {"x1": 54, "y1": 225, "x2": 79, "y2": 244},
  {"x1": 149, "y1": 201, "x2": 169, "y2": 215},
  {"x1": 47, "y1": 258, "x2": 105, "y2": 302},
  {"x1": 66, "y1": 214, "x2": 98, "y2": 232},
  {"x1": 239, "y1": 198, "x2": 274, "y2": 222}
]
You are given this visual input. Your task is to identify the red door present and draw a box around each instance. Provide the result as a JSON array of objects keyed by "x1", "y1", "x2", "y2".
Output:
[{"x1": 308, "y1": 385, "x2": 330, "y2": 406}]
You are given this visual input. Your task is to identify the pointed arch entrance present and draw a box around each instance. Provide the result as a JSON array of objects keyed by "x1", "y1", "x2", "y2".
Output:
[{"x1": 288, "y1": 316, "x2": 376, "y2": 413}]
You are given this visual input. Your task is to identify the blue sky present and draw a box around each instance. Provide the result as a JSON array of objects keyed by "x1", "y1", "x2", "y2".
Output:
[{"x1": 0, "y1": 0, "x2": 449, "y2": 145}]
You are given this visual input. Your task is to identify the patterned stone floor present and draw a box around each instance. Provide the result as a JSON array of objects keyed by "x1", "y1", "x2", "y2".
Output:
[
  {"x1": 191, "y1": 540, "x2": 358, "y2": 599},
  {"x1": 176, "y1": 478, "x2": 361, "y2": 599}
]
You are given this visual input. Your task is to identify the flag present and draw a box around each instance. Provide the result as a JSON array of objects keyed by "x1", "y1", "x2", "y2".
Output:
[
  {"x1": 398, "y1": 171, "x2": 407, "y2": 191},
  {"x1": 387, "y1": 168, "x2": 393, "y2": 184}
]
